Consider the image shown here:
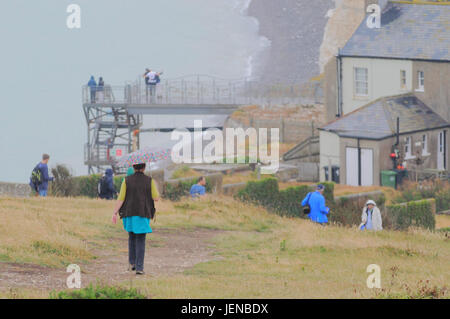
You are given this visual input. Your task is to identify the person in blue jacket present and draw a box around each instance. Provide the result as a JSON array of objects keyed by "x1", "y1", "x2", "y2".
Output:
[
  {"x1": 301, "y1": 184, "x2": 330, "y2": 225},
  {"x1": 98, "y1": 168, "x2": 117, "y2": 200},
  {"x1": 30, "y1": 154, "x2": 54, "y2": 197},
  {"x1": 87, "y1": 76, "x2": 97, "y2": 103},
  {"x1": 190, "y1": 176, "x2": 206, "y2": 199}
]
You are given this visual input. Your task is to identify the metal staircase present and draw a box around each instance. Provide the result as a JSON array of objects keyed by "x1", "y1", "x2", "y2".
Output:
[{"x1": 83, "y1": 101, "x2": 142, "y2": 174}]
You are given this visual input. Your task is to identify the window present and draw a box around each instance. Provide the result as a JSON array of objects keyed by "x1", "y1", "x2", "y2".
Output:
[
  {"x1": 417, "y1": 71, "x2": 424, "y2": 91},
  {"x1": 354, "y1": 67, "x2": 368, "y2": 96},
  {"x1": 405, "y1": 136, "x2": 412, "y2": 158},
  {"x1": 400, "y1": 70, "x2": 407, "y2": 89},
  {"x1": 422, "y1": 134, "x2": 429, "y2": 156}
]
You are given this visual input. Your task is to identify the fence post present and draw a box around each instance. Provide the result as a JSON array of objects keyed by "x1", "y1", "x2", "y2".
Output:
[
  {"x1": 197, "y1": 75, "x2": 200, "y2": 104},
  {"x1": 213, "y1": 79, "x2": 216, "y2": 103},
  {"x1": 181, "y1": 79, "x2": 185, "y2": 104}
]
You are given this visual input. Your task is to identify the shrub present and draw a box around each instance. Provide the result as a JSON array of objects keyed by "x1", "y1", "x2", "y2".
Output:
[
  {"x1": 436, "y1": 190, "x2": 450, "y2": 213},
  {"x1": 407, "y1": 199, "x2": 435, "y2": 230},
  {"x1": 275, "y1": 185, "x2": 310, "y2": 217},
  {"x1": 49, "y1": 164, "x2": 77, "y2": 197},
  {"x1": 50, "y1": 283, "x2": 147, "y2": 299},
  {"x1": 237, "y1": 179, "x2": 394, "y2": 228},
  {"x1": 330, "y1": 192, "x2": 386, "y2": 227},
  {"x1": 236, "y1": 178, "x2": 280, "y2": 209},
  {"x1": 393, "y1": 180, "x2": 450, "y2": 213},
  {"x1": 321, "y1": 182, "x2": 335, "y2": 203},
  {"x1": 163, "y1": 175, "x2": 217, "y2": 201},
  {"x1": 74, "y1": 174, "x2": 101, "y2": 198},
  {"x1": 386, "y1": 199, "x2": 435, "y2": 231},
  {"x1": 236, "y1": 178, "x2": 315, "y2": 218}
]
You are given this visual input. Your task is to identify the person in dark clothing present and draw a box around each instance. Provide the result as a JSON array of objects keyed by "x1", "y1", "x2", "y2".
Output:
[
  {"x1": 98, "y1": 168, "x2": 116, "y2": 200},
  {"x1": 97, "y1": 77, "x2": 105, "y2": 103},
  {"x1": 29, "y1": 153, "x2": 54, "y2": 197},
  {"x1": 143, "y1": 69, "x2": 163, "y2": 103},
  {"x1": 112, "y1": 163, "x2": 160, "y2": 275},
  {"x1": 87, "y1": 76, "x2": 97, "y2": 103}
]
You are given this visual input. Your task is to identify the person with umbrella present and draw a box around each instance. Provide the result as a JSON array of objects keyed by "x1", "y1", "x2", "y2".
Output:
[{"x1": 111, "y1": 161, "x2": 160, "y2": 275}]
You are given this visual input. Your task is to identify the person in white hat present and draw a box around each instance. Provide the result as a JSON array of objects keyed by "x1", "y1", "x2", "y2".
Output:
[{"x1": 359, "y1": 200, "x2": 382, "y2": 231}]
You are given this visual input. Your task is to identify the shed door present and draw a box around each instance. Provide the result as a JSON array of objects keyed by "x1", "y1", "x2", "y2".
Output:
[
  {"x1": 361, "y1": 148, "x2": 373, "y2": 186},
  {"x1": 346, "y1": 147, "x2": 358, "y2": 186},
  {"x1": 346, "y1": 147, "x2": 374, "y2": 186}
]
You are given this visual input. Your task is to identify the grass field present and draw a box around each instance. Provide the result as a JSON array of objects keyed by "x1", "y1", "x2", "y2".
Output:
[{"x1": 0, "y1": 195, "x2": 448, "y2": 299}]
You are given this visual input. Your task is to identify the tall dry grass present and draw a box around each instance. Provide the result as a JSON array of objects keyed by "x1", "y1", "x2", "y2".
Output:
[
  {"x1": 0, "y1": 195, "x2": 448, "y2": 298},
  {"x1": 0, "y1": 196, "x2": 119, "y2": 267}
]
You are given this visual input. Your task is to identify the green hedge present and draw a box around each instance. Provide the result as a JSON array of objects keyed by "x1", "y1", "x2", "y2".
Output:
[
  {"x1": 386, "y1": 199, "x2": 435, "y2": 231},
  {"x1": 436, "y1": 190, "x2": 450, "y2": 213},
  {"x1": 393, "y1": 181, "x2": 449, "y2": 213},
  {"x1": 236, "y1": 178, "x2": 335, "y2": 218},
  {"x1": 69, "y1": 174, "x2": 124, "y2": 198},
  {"x1": 330, "y1": 192, "x2": 386, "y2": 227},
  {"x1": 275, "y1": 185, "x2": 311, "y2": 217}
]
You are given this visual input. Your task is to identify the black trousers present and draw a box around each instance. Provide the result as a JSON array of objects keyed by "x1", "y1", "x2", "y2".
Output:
[{"x1": 128, "y1": 232, "x2": 146, "y2": 271}]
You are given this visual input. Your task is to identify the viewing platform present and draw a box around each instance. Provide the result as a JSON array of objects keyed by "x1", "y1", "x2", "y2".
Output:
[{"x1": 82, "y1": 74, "x2": 323, "y2": 174}]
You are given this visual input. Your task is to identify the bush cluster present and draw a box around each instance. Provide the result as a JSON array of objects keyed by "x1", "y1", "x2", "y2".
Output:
[
  {"x1": 236, "y1": 178, "x2": 334, "y2": 218},
  {"x1": 386, "y1": 199, "x2": 436, "y2": 231},
  {"x1": 393, "y1": 180, "x2": 449, "y2": 213},
  {"x1": 330, "y1": 193, "x2": 386, "y2": 227},
  {"x1": 163, "y1": 176, "x2": 215, "y2": 201},
  {"x1": 50, "y1": 284, "x2": 147, "y2": 299},
  {"x1": 47, "y1": 165, "x2": 159, "y2": 198}
]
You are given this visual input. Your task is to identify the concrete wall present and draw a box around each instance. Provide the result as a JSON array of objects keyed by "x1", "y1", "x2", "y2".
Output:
[
  {"x1": 324, "y1": 57, "x2": 338, "y2": 123},
  {"x1": 319, "y1": 130, "x2": 340, "y2": 182},
  {"x1": 341, "y1": 57, "x2": 413, "y2": 114},
  {"x1": 246, "y1": 117, "x2": 320, "y2": 144},
  {"x1": 412, "y1": 61, "x2": 450, "y2": 123},
  {"x1": 297, "y1": 162, "x2": 320, "y2": 182},
  {"x1": 0, "y1": 182, "x2": 31, "y2": 198}
]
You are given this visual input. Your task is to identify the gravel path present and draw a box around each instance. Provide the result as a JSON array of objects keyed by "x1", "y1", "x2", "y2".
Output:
[{"x1": 0, "y1": 228, "x2": 221, "y2": 294}]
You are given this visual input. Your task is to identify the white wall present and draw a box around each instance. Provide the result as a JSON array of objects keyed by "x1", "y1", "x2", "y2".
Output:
[
  {"x1": 342, "y1": 57, "x2": 413, "y2": 114},
  {"x1": 319, "y1": 130, "x2": 340, "y2": 182}
]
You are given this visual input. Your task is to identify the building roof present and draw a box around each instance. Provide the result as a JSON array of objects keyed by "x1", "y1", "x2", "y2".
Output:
[
  {"x1": 319, "y1": 94, "x2": 449, "y2": 140},
  {"x1": 340, "y1": 2, "x2": 450, "y2": 61}
]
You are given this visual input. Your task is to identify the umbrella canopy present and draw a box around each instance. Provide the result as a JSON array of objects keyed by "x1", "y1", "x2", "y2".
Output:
[{"x1": 116, "y1": 147, "x2": 171, "y2": 168}]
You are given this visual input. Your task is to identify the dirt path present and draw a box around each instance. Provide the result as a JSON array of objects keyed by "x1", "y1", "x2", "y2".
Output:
[{"x1": 0, "y1": 228, "x2": 221, "y2": 294}]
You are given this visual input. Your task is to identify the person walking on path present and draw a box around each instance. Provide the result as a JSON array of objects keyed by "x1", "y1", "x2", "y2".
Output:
[
  {"x1": 29, "y1": 154, "x2": 54, "y2": 197},
  {"x1": 190, "y1": 176, "x2": 206, "y2": 199},
  {"x1": 98, "y1": 168, "x2": 117, "y2": 200},
  {"x1": 301, "y1": 184, "x2": 330, "y2": 225},
  {"x1": 87, "y1": 76, "x2": 97, "y2": 103},
  {"x1": 359, "y1": 200, "x2": 383, "y2": 231},
  {"x1": 112, "y1": 163, "x2": 159, "y2": 275}
]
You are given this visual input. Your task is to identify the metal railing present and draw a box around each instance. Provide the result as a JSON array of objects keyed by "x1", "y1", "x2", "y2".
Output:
[{"x1": 82, "y1": 75, "x2": 323, "y2": 106}]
